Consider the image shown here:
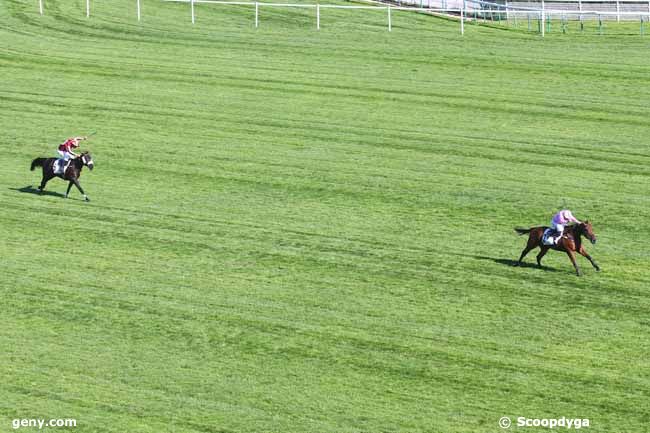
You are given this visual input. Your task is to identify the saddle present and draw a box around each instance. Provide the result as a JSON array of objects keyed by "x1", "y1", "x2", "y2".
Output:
[
  {"x1": 542, "y1": 227, "x2": 574, "y2": 245},
  {"x1": 542, "y1": 228, "x2": 561, "y2": 245},
  {"x1": 54, "y1": 159, "x2": 70, "y2": 175}
]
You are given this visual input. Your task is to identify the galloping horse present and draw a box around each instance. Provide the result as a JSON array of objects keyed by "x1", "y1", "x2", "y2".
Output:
[
  {"x1": 31, "y1": 152, "x2": 94, "y2": 201},
  {"x1": 514, "y1": 222, "x2": 600, "y2": 276}
]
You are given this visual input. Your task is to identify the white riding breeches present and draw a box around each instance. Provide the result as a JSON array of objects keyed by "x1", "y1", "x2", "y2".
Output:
[{"x1": 58, "y1": 150, "x2": 74, "y2": 160}]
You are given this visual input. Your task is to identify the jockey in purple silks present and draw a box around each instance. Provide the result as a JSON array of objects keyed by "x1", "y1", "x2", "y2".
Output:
[{"x1": 550, "y1": 209, "x2": 581, "y2": 244}]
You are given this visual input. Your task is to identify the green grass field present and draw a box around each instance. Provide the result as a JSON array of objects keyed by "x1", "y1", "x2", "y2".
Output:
[{"x1": 2, "y1": 0, "x2": 650, "y2": 432}]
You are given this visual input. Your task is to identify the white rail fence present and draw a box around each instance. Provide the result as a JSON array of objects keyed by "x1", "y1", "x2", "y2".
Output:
[
  {"x1": 171, "y1": 0, "x2": 472, "y2": 30},
  {"x1": 463, "y1": 0, "x2": 650, "y2": 23},
  {"x1": 415, "y1": 0, "x2": 650, "y2": 20},
  {"x1": 509, "y1": 0, "x2": 650, "y2": 20},
  {"x1": 33, "y1": 0, "x2": 650, "y2": 35}
]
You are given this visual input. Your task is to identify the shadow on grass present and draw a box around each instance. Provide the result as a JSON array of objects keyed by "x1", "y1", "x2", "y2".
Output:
[
  {"x1": 473, "y1": 255, "x2": 561, "y2": 273},
  {"x1": 9, "y1": 185, "x2": 65, "y2": 198}
]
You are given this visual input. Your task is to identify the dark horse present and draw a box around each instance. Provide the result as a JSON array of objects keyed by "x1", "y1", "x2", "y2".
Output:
[
  {"x1": 514, "y1": 222, "x2": 600, "y2": 276},
  {"x1": 30, "y1": 152, "x2": 94, "y2": 201}
]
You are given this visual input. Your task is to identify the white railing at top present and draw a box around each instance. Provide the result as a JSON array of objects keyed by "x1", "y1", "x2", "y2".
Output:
[
  {"x1": 167, "y1": 0, "x2": 471, "y2": 32},
  {"x1": 33, "y1": 0, "x2": 650, "y2": 34},
  {"x1": 167, "y1": 0, "x2": 650, "y2": 37},
  {"x1": 397, "y1": 0, "x2": 650, "y2": 20},
  {"x1": 37, "y1": 0, "x2": 145, "y2": 20},
  {"x1": 506, "y1": 0, "x2": 650, "y2": 21},
  {"x1": 476, "y1": 0, "x2": 650, "y2": 20}
]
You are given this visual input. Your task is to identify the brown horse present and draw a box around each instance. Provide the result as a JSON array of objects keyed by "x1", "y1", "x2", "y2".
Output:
[
  {"x1": 31, "y1": 152, "x2": 94, "y2": 201},
  {"x1": 514, "y1": 222, "x2": 600, "y2": 276}
]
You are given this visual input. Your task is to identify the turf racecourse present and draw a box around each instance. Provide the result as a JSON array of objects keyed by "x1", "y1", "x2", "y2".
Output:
[{"x1": 1, "y1": 0, "x2": 650, "y2": 432}]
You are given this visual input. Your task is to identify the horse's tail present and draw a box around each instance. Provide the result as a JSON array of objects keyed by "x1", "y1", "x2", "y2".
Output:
[
  {"x1": 514, "y1": 227, "x2": 532, "y2": 235},
  {"x1": 31, "y1": 158, "x2": 46, "y2": 171}
]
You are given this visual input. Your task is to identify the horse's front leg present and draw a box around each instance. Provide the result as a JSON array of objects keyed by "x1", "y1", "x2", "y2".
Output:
[
  {"x1": 72, "y1": 178, "x2": 90, "y2": 202},
  {"x1": 65, "y1": 181, "x2": 74, "y2": 198},
  {"x1": 566, "y1": 250, "x2": 582, "y2": 276},
  {"x1": 578, "y1": 246, "x2": 600, "y2": 272}
]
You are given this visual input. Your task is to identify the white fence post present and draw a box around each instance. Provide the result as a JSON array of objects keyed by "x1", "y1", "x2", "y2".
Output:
[
  {"x1": 542, "y1": 0, "x2": 546, "y2": 37},
  {"x1": 39, "y1": 0, "x2": 43, "y2": 15},
  {"x1": 137, "y1": 0, "x2": 141, "y2": 21},
  {"x1": 317, "y1": 3, "x2": 320, "y2": 30},
  {"x1": 388, "y1": 6, "x2": 392, "y2": 32},
  {"x1": 255, "y1": 2, "x2": 259, "y2": 28},
  {"x1": 460, "y1": 6, "x2": 464, "y2": 34},
  {"x1": 579, "y1": 0, "x2": 582, "y2": 21},
  {"x1": 505, "y1": 0, "x2": 509, "y2": 22},
  {"x1": 191, "y1": 0, "x2": 195, "y2": 24},
  {"x1": 616, "y1": 0, "x2": 620, "y2": 22},
  {"x1": 86, "y1": 0, "x2": 90, "y2": 17}
]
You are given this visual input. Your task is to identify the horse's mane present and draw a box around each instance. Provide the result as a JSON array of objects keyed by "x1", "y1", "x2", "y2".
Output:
[
  {"x1": 560, "y1": 223, "x2": 586, "y2": 242},
  {"x1": 566, "y1": 222, "x2": 585, "y2": 232},
  {"x1": 74, "y1": 152, "x2": 90, "y2": 166}
]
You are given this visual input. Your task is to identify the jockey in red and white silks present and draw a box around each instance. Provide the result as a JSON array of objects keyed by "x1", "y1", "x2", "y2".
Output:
[{"x1": 58, "y1": 136, "x2": 87, "y2": 162}]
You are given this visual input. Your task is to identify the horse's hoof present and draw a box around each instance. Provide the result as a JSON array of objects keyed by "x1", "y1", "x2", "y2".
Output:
[{"x1": 85, "y1": 197, "x2": 90, "y2": 202}]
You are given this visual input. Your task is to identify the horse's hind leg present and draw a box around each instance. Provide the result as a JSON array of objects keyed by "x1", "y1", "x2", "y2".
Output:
[
  {"x1": 38, "y1": 174, "x2": 53, "y2": 192},
  {"x1": 536, "y1": 246, "x2": 550, "y2": 268},
  {"x1": 517, "y1": 246, "x2": 533, "y2": 265},
  {"x1": 516, "y1": 237, "x2": 537, "y2": 265},
  {"x1": 65, "y1": 181, "x2": 74, "y2": 198}
]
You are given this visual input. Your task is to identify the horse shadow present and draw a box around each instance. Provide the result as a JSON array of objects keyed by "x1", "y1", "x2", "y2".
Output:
[
  {"x1": 9, "y1": 185, "x2": 65, "y2": 198},
  {"x1": 472, "y1": 255, "x2": 561, "y2": 273}
]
